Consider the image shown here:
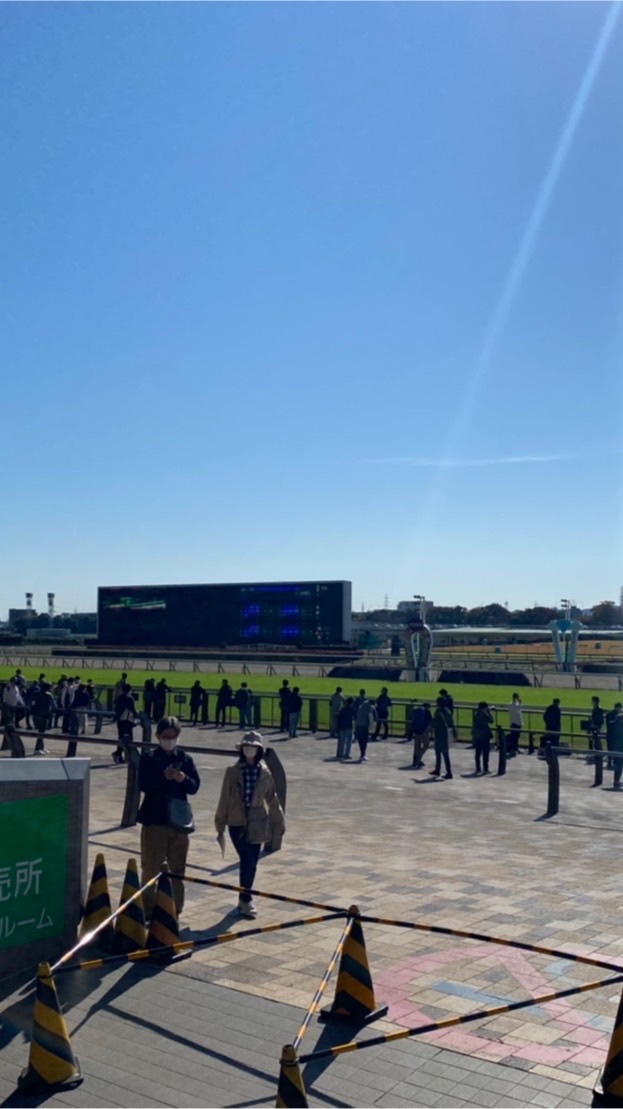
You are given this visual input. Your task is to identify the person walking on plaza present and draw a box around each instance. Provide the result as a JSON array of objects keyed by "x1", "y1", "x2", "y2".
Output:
[
  {"x1": 190, "y1": 680, "x2": 204, "y2": 726},
  {"x1": 410, "y1": 702, "x2": 433, "y2": 769},
  {"x1": 138, "y1": 716, "x2": 200, "y2": 918},
  {"x1": 288, "y1": 686, "x2": 303, "y2": 737},
  {"x1": 214, "y1": 732, "x2": 285, "y2": 918},
  {"x1": 215, "y1": 679, "x2": 233, "y2": 727},
  {"x1": 439, "y1": 688, "x2": 455, "y2": 718},
  {"x1": 32, "y1": 681, "x2": 55, "y2": 755},
  {"x1": 473, "y1": 701, "x2": 494, "y2": 775},
  {"x1": 508, "y1": 693, "x2": 523, "y2": 756},
  {"x1": 113, "y1": 682, "x2": 137, "y2": 764},
  {"x1": 373, "y1": 687, "x2": 392, "y2": 740},
  {"x1": 430, "y1": 696, "x2": 454, "y2": 779},
  {"x1": 278, "y1": 680, "x2": 291, "y2": 731},
  {"x1": 355, "y1": 695, "x2": 377, "y2": 762},
  {"x1": 234, "y1": 682, "x2": 253, "y2": 729},
  {"x1": 71, "y1": 682, "x2": 90, "y2": 735},
  {"x1": 541, "y1": 698, "x2": 561, "y2": 755},
  {"x1": 336, "y1": 696, "x2": 355, "y2": 760},
  {"x1": 113, "y1": 672, "x2": 128, "y2": 704},
  {"x1": 329, "y1": 686, "x2": 345, "y2": 738}
]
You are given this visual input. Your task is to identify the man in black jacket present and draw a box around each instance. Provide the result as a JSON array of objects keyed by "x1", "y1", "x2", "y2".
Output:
[
  {"x1": 541, "y1": 698, "x2": 561, "y2": 754},
  {"x1": 138, "y1": 716, "x2": 200, "y2": 917}
]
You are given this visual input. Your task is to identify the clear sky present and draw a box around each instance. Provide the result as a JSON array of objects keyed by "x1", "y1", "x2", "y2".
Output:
[{"x1": 2, "y1": 2, "x2": 623, "y2": 617}]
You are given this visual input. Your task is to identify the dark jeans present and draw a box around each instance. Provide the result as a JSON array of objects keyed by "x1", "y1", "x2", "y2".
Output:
[
  {"x1": 355, "y1": 725, "x2": 369, "y2": 758},
  {"x1": 374, "y1": 718, "x2": 389, "y2": 740},
  {"x1": 229, "y1": 827, "x2": 262, "y2": 903},
  {"x1": 115, "y1": 720, "x2": 134, "y2": 758},
  {"x1": 215, "y1": 703, "x2": 228, "y2": 726},
  {"x1": 613, "y1": 749, "x2": 623, "y2": 786},
  {"x1": 434, "y1": 748, "x2": 452, "y2": 776},
  {"x1": 280, "y1": 705, "x2": 289, "y2": 731},
  {"x1": 191, "y1": 705, "x2": 201, "y2": 724},
  {"x1": 475, "y1": 736, "x2": 490, "y2": 773},
  {"x1": 412, "y1": 732, "x2": 430, "y2": 766},
  {"x1": 508, "y1": 724, "x2": 521, "y2": 754}
]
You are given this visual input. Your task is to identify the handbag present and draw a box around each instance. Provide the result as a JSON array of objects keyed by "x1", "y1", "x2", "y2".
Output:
[{"x1": 166, "y1": 797, "x2": 195, "y2": 834}]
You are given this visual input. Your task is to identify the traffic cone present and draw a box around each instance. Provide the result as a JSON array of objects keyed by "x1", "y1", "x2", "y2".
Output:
[
  {"x1": 275, "y1": 1044, "x2": 308, "y2": 1108},
  {"x1": 112, "y1": 857, "x2": 147, "y2": 955},
  {"x1": 18, "y1": 963, "x2": 82, "y2": 1093},
  {"x1": 320, "y1": 905, "x2": 388, "y2": 1024},
  {"x1": 593, "y1": 989, "x2": 623, "y2": 1106},
  {"x1": 146, "y1": 872, "x2": 179, "y2": 962},
  {"x1": 79, "y1": 852, "x2": 114, "y2": 949}
]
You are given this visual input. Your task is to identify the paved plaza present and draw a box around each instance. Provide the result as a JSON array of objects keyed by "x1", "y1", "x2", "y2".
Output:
[{"x1": 2, "y1": 720, "x2": 623, "y2": 1108}]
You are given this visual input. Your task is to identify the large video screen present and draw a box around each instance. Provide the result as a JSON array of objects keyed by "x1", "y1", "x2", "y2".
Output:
[{"x1": 97, "y1": 581, "x2": 352, "y2": 647}]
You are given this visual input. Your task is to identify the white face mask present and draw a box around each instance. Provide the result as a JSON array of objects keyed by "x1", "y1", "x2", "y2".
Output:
[{"x1": 160, "y1": 738, "x2": 178, "y2": 753}]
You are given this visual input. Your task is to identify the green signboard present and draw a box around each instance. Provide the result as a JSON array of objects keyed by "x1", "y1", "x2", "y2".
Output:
[{"x1": 0, "y1": 794, "x2": 67, "y2": 950}]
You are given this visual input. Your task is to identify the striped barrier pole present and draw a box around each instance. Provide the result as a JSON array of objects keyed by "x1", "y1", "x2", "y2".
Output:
[
  {"x1": 292, "y1": 915, "x2": 354, "y2": 1051},
  {"x1": 51, "y1": 873, "x2": 161, "y2": 973},
  {"x1": 52, "y1": 913, "x2": 346, "y2": 975},
  {"x1": 298, "y1": 972, "x2": 623, "y2": 1064},
  {"x1": 357, "y1": 915, "x2": 623, "y2": 976},
  {"x1": 167, "y1": 873, "x2": 346, "y2": 915}
]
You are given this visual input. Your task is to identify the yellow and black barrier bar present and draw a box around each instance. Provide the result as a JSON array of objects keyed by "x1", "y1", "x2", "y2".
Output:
[
  {"x1": 168, "y1": 873, "x2": 346, "y2": 915},
  {"x1": 358, "y1": 914, "x2": 623, "y2": 977},
  {"x1": 53, "y1": 912, "x2": 346, "y2": 974},
  {"x1": 298, "y1": 973, "x2": 623, "y2": 1063},
  {"x1": 292, "y1": 915, "x2": 354, "y2": 1050},
  {"x1": 51, "y1": 874, "x2": 161, "y2": 974}
]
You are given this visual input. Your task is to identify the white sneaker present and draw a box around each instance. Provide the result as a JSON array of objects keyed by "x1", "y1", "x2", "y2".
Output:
[
  {"x1": 34, "y1": 748, "x2": 50, "y2": 756},
  {"x1": 238, "y1": 898, "x2": 257, "y2": 919}
]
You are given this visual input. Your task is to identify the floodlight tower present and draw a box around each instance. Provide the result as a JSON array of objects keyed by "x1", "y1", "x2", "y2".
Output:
[
  {"x1": 47, "y1": 592, "x2": 55, "y2": 625},
  {"x1": 25, "y1": 593, "x2": 33, "y2": 612}
]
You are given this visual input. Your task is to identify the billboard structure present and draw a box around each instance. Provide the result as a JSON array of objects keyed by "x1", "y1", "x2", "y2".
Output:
[{"x1": 97, "y1": 581, "x2": 352, "y2": 648}]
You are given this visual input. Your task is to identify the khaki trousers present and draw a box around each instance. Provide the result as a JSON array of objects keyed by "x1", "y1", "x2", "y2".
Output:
[{"x1": 140, "y1": 824, "x2": 189, "y2": 916}]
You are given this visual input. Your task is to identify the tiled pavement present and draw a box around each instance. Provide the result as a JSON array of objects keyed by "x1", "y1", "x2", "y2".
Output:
[{"x1": 2, "y1": 723, "x2": 623, "y2": 1107}]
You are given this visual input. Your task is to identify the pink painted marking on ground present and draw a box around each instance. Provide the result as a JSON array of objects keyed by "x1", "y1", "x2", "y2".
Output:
[{"x1": 374, "y1": 939, "x2": 612, "y2": 1065}]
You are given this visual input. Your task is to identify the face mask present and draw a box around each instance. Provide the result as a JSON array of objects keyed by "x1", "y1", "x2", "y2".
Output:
[
  {"x1": 160, "y1": 738, "x2": 178, "y2": 753},
  {"x1": 242, "y1": 747, "x2": 258, "y2": 762}
]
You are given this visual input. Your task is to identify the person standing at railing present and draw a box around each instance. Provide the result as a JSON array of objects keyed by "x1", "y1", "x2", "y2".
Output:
[
  {"x1": 190, "y1": 680, "x2": 204, "y2": 726},
  {"x1": 336, "y1": 696, "x2": 355, "y2": 760},
  {"x1": 373, "y1": 688, "x2": 392, "y2": 741},
  {"x1": 507, "y1": 693, "x2": 523, "y2": 757},
  {"x1": 329, "y1": 686, "x2": 345, "y2": 738},
  {"x1": 606, "y1": 703, "x2": 621, "y2": 771},
  {"x1": 215, "y1": 679, "x2": 233, "y2": 727},
  {"x1": 473, "y1": 702, "x2": 494, "y2": 775},
  {"x1": 586, "y1": 696, "x2": 605, "y2": 765},
  {"x1": 410, "y1": 702, "x2": 433, "y2": 769},
  {"x1": 541, "y1": 698, "x2": 561, "y2": 754},
  {"x1": 153, "y1": 678, "x2": 169, "y2": 722},
  {"x1": 430, "y1": 697, "x2": 454, "y2": 779},
  {"x1": 32, "y1": 681, "x2": 54, "y2": 755},
  {"x1": 355, "y1": 695, "x2": 377, "y2": 762},
  {"x1": 288, "y1": 686, "x2": 303, "y2": 737},
  {"x1": 138, "y1": 716, "x2": 200, "y2": 918},
  {"x1": 234, "y1": 682, "x2": 253, "y2": 729},
  {"x1": 112, "y1": 682, "x2": 137, "y2": 764},
  {"x1": 278, "y1": 679, "x2": 291, "y2": 732},
  {"x1": 610, "y1": 706, "x2": 623, "y2": 789}
]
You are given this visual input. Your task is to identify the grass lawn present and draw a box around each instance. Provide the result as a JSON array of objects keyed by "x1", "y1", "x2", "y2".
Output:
[{"x1": 0, "y1": 664, "x2": 612, "y2": 707}]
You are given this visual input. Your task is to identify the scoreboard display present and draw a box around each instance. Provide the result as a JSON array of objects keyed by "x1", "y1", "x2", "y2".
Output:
[{"x1": 97, "y1": 581, "x2": 352, "y2": 647}]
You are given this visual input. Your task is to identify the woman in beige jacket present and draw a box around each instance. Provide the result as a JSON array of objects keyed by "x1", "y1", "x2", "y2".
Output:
[{"x1": 214, "y1": 732, "x2": 285, "y2": 918}]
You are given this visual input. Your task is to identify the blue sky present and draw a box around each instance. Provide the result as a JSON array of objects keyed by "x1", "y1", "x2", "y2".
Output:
[{"x1": 2, "y1": 2, "x2": 623, "y2": 616}]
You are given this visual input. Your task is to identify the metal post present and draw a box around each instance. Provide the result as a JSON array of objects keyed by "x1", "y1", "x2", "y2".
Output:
[
  {"x1": 496, "y1": 725, "x2": 506, "y2": 776},
  {"x1": 309, "y1": 699, "x2": 318, "y2": 733},
  {"x1": 546, "y1": 745, "x2": 560, "y2": 817}
]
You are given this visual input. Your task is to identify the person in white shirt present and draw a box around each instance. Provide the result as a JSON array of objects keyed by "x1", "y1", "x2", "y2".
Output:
[
  {"x1": 508, "y1": 693, "x2": 523, "y2": 756},
  {"x1": 3, "y1": 678, "x2": 24, "y2": 727}
]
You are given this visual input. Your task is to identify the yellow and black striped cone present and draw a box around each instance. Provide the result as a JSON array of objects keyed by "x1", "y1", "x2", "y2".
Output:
[
  {"x1": 18, "y1": 964, "x2": 82, "y2": 1094},
  {"x1": 593, "y1": 990, "x2": 623, "y2": 1106},
  {"x1": 320, "y1": 905, "x2": 388, "y2": 1025},
  {"x1": 79, "y1": 852, "x2": 114, "y2": 949},
  {"x1": 147, "y1": 872, "x2": 179, "y2": 962},
  {"x1": 113, "y1": 857, "x2": 147, "y2": 955},
  {"x1": 275, "y1": 1044, "x2": 308, "y2": 1108}
]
